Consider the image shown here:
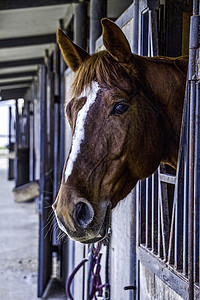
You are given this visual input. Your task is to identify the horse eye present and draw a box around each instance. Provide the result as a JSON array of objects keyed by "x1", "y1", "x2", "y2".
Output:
[{"x1": 111, "y1": 102, "x2": 129, "y2": 115}]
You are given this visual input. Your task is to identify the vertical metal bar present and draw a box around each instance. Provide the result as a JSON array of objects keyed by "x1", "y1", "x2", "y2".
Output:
[
  {"x1": 136, "y1": 182, "x2": 141, "y2": 300},
  {"x1": 8, "y1": 106, "x2": 11, "y2": 149},
  {"x1": 14, "y1": 99, "x2": 19, "y2": 187},
  {"x1": 145, "y1": 178, "x2": 149, "y2": 247},
  {"x1": 194, "y1": 81, "x2": 199, "y2": 284},
  {"x1": 151, "y1": 173, "x2": 154, "y2": 252},
  {"x1": 188, "y1": 80, "x2": 195, "y2": 300},
  {"x1": 53, "y1": 101, "x2": 59, "y2": 248},
  {"x1": 59, "y1": 19, "x2": 66, "y2": 176},
  {"x1": 174, "y1": 160, "x2": 184, "y2": 270},
  {"x1": 167, "y1": 194, "x2": 176, "y2": 264},
  {"x1": 141, "y1": 10, "x2": 149, "y2": 56},
  {"x1": 38, "y1": 63, "x2": 53, "y2": 298},
  {"x1": 159, "y1": 183, "x2": 167, "y2": 261},
  {"x1": 193, "y1": 0, "x2": 199, "y2": 15},
  {"x1": 38, "y1": 64, "x2": 46, "y2": 297},
  {"x1": 174, "y1": 190, "x2": 178, "y2": 270},
  {"x1": 153, "y1": 171, "x2": 158, "y2": 255},
  {"x1": 136, "y1": 182, "x2": 141, "y2": 247},
  {"x1": 148, "y1": 10, "x2": 152, "y2": 57},
  {"x1": 187, "y1": 14, "x2": 200, "y2": 299},
  {"x1": 183, "y1": 94, "x2": 189, "y2": 276},
  {"x1": 58, "y1": 20, "x2": 69, "y2": 285},
  {"x1": 132, "y1": 0, "x2": 139, "y2": 54},
  {"x1": 29, "y1": 101, "x2": 34, "y2": 181},
  {"x1": 8, "y1": 106, "x2": 14, "y2": 180},
  {"x1": 158, "y1": 175, "x2": 161, "y2": 258},
  {"x1": 130, "y1": 189, "x2": 137, "y2": 300},
  {"x1": 197, "y1": 82, "x2": 200, "y2": 290}
]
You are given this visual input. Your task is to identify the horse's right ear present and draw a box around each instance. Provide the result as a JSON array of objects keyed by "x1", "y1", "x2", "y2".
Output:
[
  {"x1": 101, "y1": 18, "x2": 132, "y2": 63},
  {"x1": 57, "y1": 29, "x2": 90, "y2": 72}
]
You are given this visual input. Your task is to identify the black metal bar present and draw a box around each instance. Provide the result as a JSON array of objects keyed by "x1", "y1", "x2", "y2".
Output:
[
  {"x1": 145, "y1": 177, "x2": 149, "y2": 247},
  {"x1": 174, "y1": 158, "x2": 184, "y2": 270},
  {"x1": 187, "y1": 14, "x2": 200, "y2": 299},
  {"x1": 140, "y1": 180, "x2": 146, "y2": 245},
  {"x1": 188, "y1": 79, "x2": 195, "y2": 300},
  {"x1": 196, "y1": 82, "x2": 200, "y2": 289},
  {"x1": 132, "y1": 0, "x2": 139, "y2": 54},
  {"x1": 148, "y1": 1, "x2": 159, "y2": 56},
  {"x1": 0, "y1": 34, "x2": 56, "y2": 48},
  {"x1": 159, "y1": 180, "x2": 170, "y2": 261},
  {"x1": 38, "y1": 64, "x2": 47, "y2": 297},
  {"x1": 152, "y1": 171, "x2": 158, "y2": 254},
  {"x1": 14, "y1": 99, "x2": 19, "y2": 187},
  {"x1": 167, "y1": 190, "x2": 175, "y2": 264},
  {"x1": 158, "y1": 175, "x2": 162, "y2": 258},
  {"x1": 141, "y1": 9, "x2": 149, "y2": 56},
  {"x1": 193, "y1": 0, "x2": 199, "y2": 15},
  {"x1": 151, "y1": 173, "x2": 155, "y2": 252},
  {"x1": 29, "y1": 101, "x2": 34, "y2": 181},
  {"x1": 8, "y1": 106, "x2": 14, "y2": 180},
  {"x1": 130, "y1": 189, "x2": 137, "y2": 300},
  {"x1": 183, "y1": 89, "x2": 189, "y2": 277},
  {"x1": 194, "y1": 82, "x2": 199, "y2": 284}
]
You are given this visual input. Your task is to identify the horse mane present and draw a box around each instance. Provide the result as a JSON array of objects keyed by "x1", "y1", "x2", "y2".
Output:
[
  {"x1": 70, "y1": 51, "x2": 188, "y2": 99},
  {"x1": 71, "y1": 50, "x2": 133, "y2": 97}
]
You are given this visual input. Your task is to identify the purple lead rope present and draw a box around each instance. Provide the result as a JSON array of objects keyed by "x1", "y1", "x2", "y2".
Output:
[
  {"x1": 66, "y1": 241, "x2": 109, "y2": 300},
  {"x1": 66, "y1": 258, "x2": 88, "y2": 300}
]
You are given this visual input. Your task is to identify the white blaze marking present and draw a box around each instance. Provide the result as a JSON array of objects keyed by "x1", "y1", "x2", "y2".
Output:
[{"x1": 65, "y1": 81, "x2": 100, "y2": 182}]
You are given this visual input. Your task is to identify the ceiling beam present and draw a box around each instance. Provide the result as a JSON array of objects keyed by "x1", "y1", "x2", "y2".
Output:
[
  {"x1": 0, "y1": 0, "x2": 79, "y2": 10},
  {"x1": 0, "y1": 71, "x2": 37, "y2": 79},
  {"x1": 0, "y1": 58, "x2": 44, "y2": 69},
  {"x1": 0, "y1": 34, "x2": 56, "y2": 48},
  {"x1": 0, "y1": 80, "x2": 32, "y2": 87},
  {"x1": 0, "y1": 88, "x2": 27, "y2": 100}
]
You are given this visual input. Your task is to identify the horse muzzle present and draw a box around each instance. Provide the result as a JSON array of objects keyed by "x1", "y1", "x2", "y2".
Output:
[
  {"x1": 53, "y1": 198, "x2": 111, "y2": 244},
  {"x1": 81, "y1": 204, "x2": 111, "y2": 244}
]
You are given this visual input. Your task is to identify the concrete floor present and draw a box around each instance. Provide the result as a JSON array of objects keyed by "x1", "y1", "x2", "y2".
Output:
[{"x1": 0, "y1": 155, "x2": 39, "y2": 300}]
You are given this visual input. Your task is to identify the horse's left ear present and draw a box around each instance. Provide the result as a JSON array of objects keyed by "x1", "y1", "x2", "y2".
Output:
[
  {"x1": 57, "y1": 29, "x2": 90, "y2": 72},
  {"x1": 101, "y1": 18, "x2": 132, "y2": 62}
]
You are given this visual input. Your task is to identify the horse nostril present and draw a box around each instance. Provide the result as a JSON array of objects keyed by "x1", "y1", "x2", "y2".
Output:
[{"x1": 75, "y1": 202, "x2": 94, "y2": 229}]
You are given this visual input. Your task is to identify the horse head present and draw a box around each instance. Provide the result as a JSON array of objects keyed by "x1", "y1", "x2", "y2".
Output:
[{"x1": 53, "y1": 19, "x2": 187, "y2": 243}]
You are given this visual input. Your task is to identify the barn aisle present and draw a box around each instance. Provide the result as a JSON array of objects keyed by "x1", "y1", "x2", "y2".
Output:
[{"x1": 0, "y1": 153, "x2": 39, "y2": 300}]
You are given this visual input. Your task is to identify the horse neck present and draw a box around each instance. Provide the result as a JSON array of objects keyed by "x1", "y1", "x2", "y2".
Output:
[{"x1": 135, "y1": 55, "x2": 187, "y2": 168}]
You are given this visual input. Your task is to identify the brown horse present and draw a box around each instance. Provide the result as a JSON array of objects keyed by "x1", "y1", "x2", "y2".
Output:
[{"x1": 53, "y1": 18, "x2": 188, "y2": 243}]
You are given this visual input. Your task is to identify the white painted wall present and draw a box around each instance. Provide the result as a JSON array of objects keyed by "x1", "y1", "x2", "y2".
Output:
[{"x1": 139, "y1": 263, "x2": 184, "y2": 300}]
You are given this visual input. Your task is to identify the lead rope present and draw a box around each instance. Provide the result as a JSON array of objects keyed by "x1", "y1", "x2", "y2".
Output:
[{"x1": 66, "y1": 241, "x2": 110, "y2": 300}]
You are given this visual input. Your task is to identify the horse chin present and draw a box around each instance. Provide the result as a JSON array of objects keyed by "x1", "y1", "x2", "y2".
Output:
[{"x1": 81, "y1": 204, "x2": 111, "y2": 244}]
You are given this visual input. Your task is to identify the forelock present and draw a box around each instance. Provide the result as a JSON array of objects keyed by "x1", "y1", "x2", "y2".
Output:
[{"x1": 71, "y1": 50, "x2": 132, "y2": 98}]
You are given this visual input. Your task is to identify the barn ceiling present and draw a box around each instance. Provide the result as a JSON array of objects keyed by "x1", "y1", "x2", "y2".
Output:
[
  {"x1": 0, "y1": 0, "x2": 132, "y2": 101},
  {"x1": 0, "y1": 0, "x2": 79, "y2": 101}
]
